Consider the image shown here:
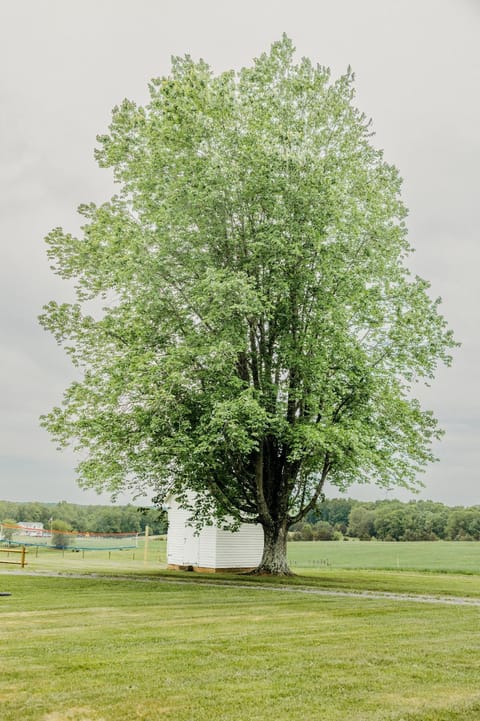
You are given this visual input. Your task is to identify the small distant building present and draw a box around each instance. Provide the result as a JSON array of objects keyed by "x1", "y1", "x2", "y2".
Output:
[
  {"x1": 165, "y1": 495, "x2": 264, "y2": 573},
  {"x1": 17, "y1": 522, "x2": 45, "y2": 537}
]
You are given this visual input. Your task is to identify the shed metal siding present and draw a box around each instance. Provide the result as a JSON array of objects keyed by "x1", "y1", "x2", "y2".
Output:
[{"x1": 214, "y1": 524, "x2": 264, "y2": 568}]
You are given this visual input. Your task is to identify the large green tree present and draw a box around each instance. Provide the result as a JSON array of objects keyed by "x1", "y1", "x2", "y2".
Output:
[{"x1": 40, "y1": 37, "x2": 455, "y2": 574}]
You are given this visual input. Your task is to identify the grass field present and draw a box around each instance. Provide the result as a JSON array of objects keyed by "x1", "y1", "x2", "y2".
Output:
[
  {"x1": 6, "y1": 538, "x2": 480, "y2": 574},
  {"x1": 1, "y1": 572, "x2": 480, "y2": 721},
  {"x1": 287, "y1": 540, "x2": 480, "y2": 574},
  {"x1": 5, "y1": 539, "x2": 480, "y2": 598},
  {"x1": 0, "y1": 536, "x2": 166, "y2": 574}
]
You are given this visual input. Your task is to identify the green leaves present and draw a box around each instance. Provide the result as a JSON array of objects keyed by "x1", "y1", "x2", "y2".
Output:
[{"x1": 40, "y1": 36, "x2": 456, "y2": 532}]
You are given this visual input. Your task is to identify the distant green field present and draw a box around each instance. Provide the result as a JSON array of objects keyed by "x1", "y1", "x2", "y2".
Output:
[
  {"x1": 3, "y1": 537, "x2": 480, "y2": 576},
  {"x1": 288, "y1": 540, "x2": 480, "y2": 573},
  {"x1": 1, "y1": 574, "x2": 480, "y2": 721},
  {"x1": 0, "y1": 536, "x2": 166, "y2": 574},
  {"x1": 5, "y1": 532, "x2": 141, "y2": 550}
]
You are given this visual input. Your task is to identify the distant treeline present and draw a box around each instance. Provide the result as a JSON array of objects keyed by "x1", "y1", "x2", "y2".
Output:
[
  {"x1": 0, "y1": 500, "x2": 167, "y2": 535},
  {"x1": 290, "y1": 499, "x2": 480, "y2": 542},
  {"x1": 3, "y1": 497, "x2": 479, "y2": 542}
]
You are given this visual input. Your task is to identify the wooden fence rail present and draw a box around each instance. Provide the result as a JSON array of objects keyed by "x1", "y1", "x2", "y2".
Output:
[{"x1": 0, "y1": 546, "x2": 27, "y2": 568}]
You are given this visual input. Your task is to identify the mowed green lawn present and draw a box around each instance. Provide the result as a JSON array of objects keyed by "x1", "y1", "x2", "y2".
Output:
[{"x1": 1, "y1": 573, "x2": 480, "y2": 721}]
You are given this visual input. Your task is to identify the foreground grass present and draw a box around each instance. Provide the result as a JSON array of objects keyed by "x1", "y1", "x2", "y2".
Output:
[
  {"x1": 198, "y1": 567, "x2": 480, "y2": 599},
  {"x1": 1, "y1": 574, "x2": 480, "y2": 721}
]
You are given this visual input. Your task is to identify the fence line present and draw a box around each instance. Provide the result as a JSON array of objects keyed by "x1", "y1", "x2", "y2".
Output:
[{"x1": 0, "y1": 546, "x2": 27, "y2": 568}]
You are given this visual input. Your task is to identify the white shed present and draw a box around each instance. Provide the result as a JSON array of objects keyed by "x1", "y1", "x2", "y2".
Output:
[{"x1": 166, "y1": 495, "x2": 264, "y2": 572}]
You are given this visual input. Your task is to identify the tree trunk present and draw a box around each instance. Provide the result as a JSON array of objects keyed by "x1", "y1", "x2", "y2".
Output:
[{"x1": 251, "y1": 522, "x2": 293, "y2": 576}]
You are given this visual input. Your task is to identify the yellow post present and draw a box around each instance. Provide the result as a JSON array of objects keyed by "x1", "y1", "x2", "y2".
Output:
[
  {"x1": 21, "y1": 546, "x2": 26, "y2": 568},
  {"x1": 143, "y1": 525, "x2": 149, "y2": 565}
]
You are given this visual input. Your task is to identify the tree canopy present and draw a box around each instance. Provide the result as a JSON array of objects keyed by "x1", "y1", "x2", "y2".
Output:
[{"x1": 40, "y1": 36, "x2": 455, "y2": 573}]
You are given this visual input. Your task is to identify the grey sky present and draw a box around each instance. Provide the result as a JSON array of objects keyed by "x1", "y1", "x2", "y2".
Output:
[{"x1": 1, "y1": 0, "x2": 478, "y2": 506}]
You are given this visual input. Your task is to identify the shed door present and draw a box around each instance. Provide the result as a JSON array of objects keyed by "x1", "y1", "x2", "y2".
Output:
[{"x1": 182, "y1": 531, "x2": 200, "y2": 566}]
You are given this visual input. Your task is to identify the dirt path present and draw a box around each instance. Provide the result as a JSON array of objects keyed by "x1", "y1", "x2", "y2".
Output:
[{"x1": 2, "y1": 569, "x2": 480, "y2": 607}]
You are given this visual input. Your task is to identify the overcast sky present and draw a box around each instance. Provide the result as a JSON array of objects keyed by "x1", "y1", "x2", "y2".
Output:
[{"x1": 1, "y1": 0, "x2": 478, "y2": 507}]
